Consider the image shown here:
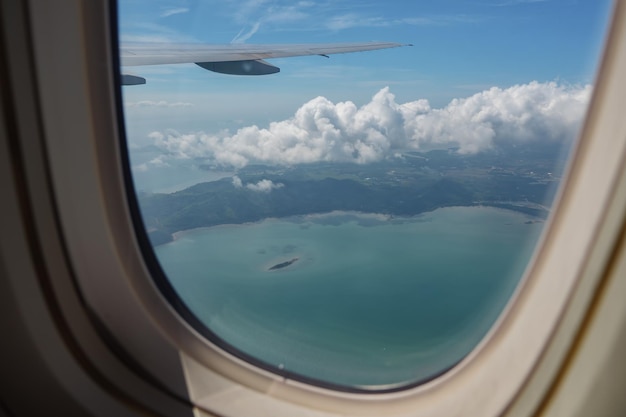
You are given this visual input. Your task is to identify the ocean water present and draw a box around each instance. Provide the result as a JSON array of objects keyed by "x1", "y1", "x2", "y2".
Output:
[{"x1": 154, "y1": 206, "x2": 543, "y2": 389}]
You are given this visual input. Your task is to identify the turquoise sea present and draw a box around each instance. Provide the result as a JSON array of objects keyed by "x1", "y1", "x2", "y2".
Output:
[{"x1": 154, "y1": 206, "x2": 543, "y2": 389}]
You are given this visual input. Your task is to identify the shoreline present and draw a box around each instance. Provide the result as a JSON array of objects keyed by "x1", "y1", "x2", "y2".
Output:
[{"x1": 158, "y1": 203, "x2": 547, "y2": 247}]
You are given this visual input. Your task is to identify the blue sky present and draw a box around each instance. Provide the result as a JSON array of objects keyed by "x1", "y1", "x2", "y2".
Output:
[
  {"x1": 118, "y1": 0, "x2": 612, "y2": 191},
  {"x1": 119, "y1": 0, "x2": 610, "y2": 95}
]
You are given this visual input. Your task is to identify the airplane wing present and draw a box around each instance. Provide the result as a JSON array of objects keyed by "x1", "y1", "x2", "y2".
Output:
[{"x1": 119, "y1": 42, "x2": 408, "y2": 85}]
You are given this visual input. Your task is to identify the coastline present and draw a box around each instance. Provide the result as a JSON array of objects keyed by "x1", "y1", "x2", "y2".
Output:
[{"x1": 156, "y1": 203, "x2": 547, "y2": 247}]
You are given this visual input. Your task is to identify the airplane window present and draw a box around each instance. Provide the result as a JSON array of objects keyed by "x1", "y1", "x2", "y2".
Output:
[{"x1": 117, "y1": 0, "x2": 611, "y2": 390}]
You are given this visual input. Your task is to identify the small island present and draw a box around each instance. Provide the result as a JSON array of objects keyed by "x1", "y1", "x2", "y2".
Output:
[{"x1": 269, "y1": 257, "x2": 299, "y2": 271}]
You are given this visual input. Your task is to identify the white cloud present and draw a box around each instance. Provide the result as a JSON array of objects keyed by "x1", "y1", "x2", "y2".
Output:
[
  {"x1": 134, "y1": 164, "x2": 149, "y2": 173},
  {"x1": 231, "y1": 175, "x2": 283, "y2": 192},
  {"x1": 326, "y1": 13, "x2": 479, "y2": 31},
  {"x1": 132, "y1": 155, "x2": 171, "y2": 173},
  {"x1": 223, "y1": 0, "x2": 319, "y2": 42},
  {"x1": 264, "y1": 7, "x2": 309, "y2": 23},
  {"x1": 160, "y1": 8, "x2": 190, "y2": 18},
  {"x1": 229, "y1": 1, "x2": 310, "y2": 43},
  {"x1": 230, "y1": 0, "x2": 272, "y2": 23},
  {"x1": 231, "y1": 22, "x2": 261, "y2": 44},
  {"x1": 232, "y1": 175, "x2": 243, "y2": 188},
  {"x1": 246, "y1": 179, "x2": 285, "y2": 192},
  {"x1": 120, "y1": 22, "x2": 199, "y2": 44},
  {"x1": 148, "y1": 81, "x2": 591, "y2": 168},
  {"x1": 326, "y1": 14, "x2": 386, "y2": 31}
]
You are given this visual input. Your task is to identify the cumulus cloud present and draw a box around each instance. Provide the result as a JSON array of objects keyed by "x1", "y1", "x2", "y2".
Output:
[
  {"x1": 232, "y1": 175, "x2": 283, "y2": 192},
  {"x1": 148, "y1": 81, "x2": 590, "y2": 168},
  {"x1": 246, "y1": 179, "x2": 284, "y2": 192},
  {"x1": 232, "y1": 175, "x2": 243, "y2": 188},
  {"x1": 133, "y1": 155, "x2": 170, "y2": 173}
]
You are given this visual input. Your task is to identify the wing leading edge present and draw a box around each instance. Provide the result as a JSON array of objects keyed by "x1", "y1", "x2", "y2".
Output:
[{"x1": 120, "y1": 42, "x2": 408, "y2": 84}]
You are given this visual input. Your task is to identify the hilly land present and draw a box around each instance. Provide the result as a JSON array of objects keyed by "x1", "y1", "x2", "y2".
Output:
[{"x1": 137, "y1": 142, "x2": 568, "y2": 246}]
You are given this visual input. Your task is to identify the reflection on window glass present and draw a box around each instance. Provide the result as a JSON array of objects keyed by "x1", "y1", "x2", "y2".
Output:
[{"x1": 118, "y1": 0, "x2": 611, "y2": 390}]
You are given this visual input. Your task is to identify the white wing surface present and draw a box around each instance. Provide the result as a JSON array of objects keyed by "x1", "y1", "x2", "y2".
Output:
[{"x1": 119, "y1": 42, "x2": 408, "y2": 84}]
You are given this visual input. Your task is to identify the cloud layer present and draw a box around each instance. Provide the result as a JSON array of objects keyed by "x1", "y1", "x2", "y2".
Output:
[{"x1": 148, "y1": 81, "x2": 590, "y2": 169}]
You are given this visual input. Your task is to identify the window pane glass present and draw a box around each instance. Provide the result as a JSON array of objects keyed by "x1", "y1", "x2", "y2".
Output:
[{"x1": 117, "y1": 0, "x2": 611, "y2": 390}]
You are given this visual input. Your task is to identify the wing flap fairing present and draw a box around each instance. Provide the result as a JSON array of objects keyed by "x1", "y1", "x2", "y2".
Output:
[
  {"x1": 196, "y1": 59, "x2": 280, "y2": 76},
  {"x1": 121, "y1": 74, "x2": 146, "y2": 85}
]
